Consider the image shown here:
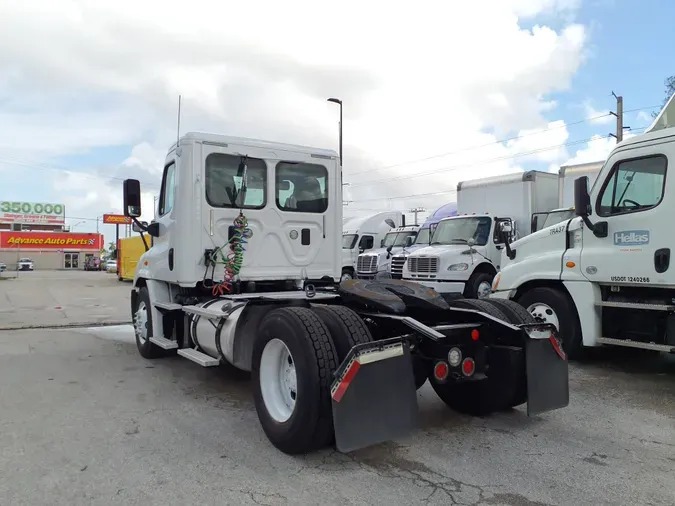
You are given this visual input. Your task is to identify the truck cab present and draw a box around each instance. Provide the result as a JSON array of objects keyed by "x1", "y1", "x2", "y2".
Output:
[
  {"x1": 491, "y1": 93, "x2": 675, "y2": 357},
  {"x1": 341, "y1": 212, "x2": 401, "y2": 281},
  {"x1": 390, "y1": 202, "x2": 458, "y2": 279},
  {"x1": 355, "y1": 225, "x2": 420, "y2": 279},
  {"x1": 402, "y1": 213, "x2": 514, "y2": 299}
]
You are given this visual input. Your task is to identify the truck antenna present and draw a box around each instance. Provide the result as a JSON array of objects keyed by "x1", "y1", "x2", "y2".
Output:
[{"x1": 176, "y1": 94, "x2": 182, "y2": 147}]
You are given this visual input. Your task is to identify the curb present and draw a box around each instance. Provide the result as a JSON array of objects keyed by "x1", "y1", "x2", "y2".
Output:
[{"x1": 0, "y1": 320, "x2": 132, "y2": 331}]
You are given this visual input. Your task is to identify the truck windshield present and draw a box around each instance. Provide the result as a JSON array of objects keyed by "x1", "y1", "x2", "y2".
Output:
[
  {"x1": 431, "y1": 217, "x2": 492, "y2": 246},
  {"x1": 415, "y1": 227, "x2": 431, "y2": 245},
  {"x1": 383, "y1": 231, "x2": 418, "y2": 247},
  {"x1": 342, "y1": 234, "x2": 358, "y2": 249},
  {"x1": 541, "y1": 210, "x2": 575, "y2": 229}
]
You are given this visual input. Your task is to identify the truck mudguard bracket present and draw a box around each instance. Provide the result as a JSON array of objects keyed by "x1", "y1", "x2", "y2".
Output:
[{"x1": 331, "y1": 337, "x2": 419, "y2": 453}]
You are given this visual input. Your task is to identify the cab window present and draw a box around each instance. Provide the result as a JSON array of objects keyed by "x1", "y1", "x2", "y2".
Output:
[
  {"x1": 597, "y1": 155, "x2": 667, "y2": 217},
  {"x1": 276, "y1": 162, "x2": 328, "y2": 213},
  {"x1": 158, "y1": 162, "x2": 176, "y2": 216},
  {"x1": 205, "y1": 153, "x2": 267, "y2": 209}
]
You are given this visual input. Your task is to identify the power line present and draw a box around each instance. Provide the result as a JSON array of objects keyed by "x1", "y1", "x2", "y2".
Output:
[
  {"x1": 0, "y1": 155, "x2": 161, "y2": 190},
  {"x1": 348, "y1": 127, "x2": 647, "y2": 205},
  {"x1": 344, "y1": 105, "x2": 659, "y2": 179}
]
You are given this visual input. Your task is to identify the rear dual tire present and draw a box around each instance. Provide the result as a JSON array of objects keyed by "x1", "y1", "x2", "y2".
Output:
[{"x1": 429, "y1": 298, "x2": 529, "y2": 416}]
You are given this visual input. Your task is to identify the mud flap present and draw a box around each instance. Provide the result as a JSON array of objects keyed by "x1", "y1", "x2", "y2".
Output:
[
  {"x1": 331, "y1": 337, "x2": 419, "y2": 453},
  {"x1": 521, "y1": 323, "x2": 569, "y2": 416}
]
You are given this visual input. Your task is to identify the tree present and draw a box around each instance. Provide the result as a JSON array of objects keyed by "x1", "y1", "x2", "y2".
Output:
[{"x1": 653, "y1": 76, "x2": 675, "y2": 117}]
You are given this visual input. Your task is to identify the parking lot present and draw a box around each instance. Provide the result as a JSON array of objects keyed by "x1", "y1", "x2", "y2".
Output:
[{"x1": 1, "y1": 271, "x2": 674, "y2": 505}]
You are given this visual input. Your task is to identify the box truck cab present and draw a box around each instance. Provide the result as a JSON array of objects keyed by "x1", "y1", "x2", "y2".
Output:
[
  {"x1": 356, "y1": 224, "x2": 420, "y2": 279},
  {"x1": 341, "y1": 211, "x2": 401, "y2": 281},
  {"x1": 390, "y1": 202, "x2": 458, "y2": 279},
  {"x1": 402, "y1": 170, "x2": 558, "y2": 298},
  {"x1": 491, "y1": 94, "x2": 675, "y2": 357}
]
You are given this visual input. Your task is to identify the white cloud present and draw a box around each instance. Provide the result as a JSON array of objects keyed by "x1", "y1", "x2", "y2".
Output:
[
  {"x1": 564, "y1": 130, "x2": 641, "y2": 166},
  {"x1": 0, "y1": 0, "x2": 592, "y2": 242},
  {"x1": 582, "y1": 100, "x2": 614, "y2": 125}
]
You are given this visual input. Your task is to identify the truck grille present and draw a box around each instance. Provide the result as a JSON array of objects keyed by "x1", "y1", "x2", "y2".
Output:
[
  {"x1": 357, "y1": 256, "x2": 377, "y2": 273},
  {"x1": 390, "y1": 255, "x2": 407, "y2": 279},
  {"x1": 407, "y1": 256, "x2": 439, "y2": 274}
]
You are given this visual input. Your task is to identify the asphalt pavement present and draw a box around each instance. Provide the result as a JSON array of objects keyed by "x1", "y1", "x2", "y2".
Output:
[{"x1": 1, "y1": 324, "x2": 674, "y2": 506}]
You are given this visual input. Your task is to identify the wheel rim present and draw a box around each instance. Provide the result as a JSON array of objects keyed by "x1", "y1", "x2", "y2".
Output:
[
  {"x1": 259, "y1": 338, "x2": 297, "y2": 423},
  {"x1": 526, "y1": 302, "x2": 560, "y2": 330},
  {"x1": 341, "y1": 272, "x2": 353, "y2": 282},
  {"x1": 134, "y1": 301, "x2": 149, "y2": 344},
  {"x1": 476, "y1": 280, "x2": 492, "y2": 299}
]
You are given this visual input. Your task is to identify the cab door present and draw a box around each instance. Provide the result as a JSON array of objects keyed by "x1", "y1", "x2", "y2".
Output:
[{"x1": 580, "y1": 140, "x2": 675, "y2": 288}]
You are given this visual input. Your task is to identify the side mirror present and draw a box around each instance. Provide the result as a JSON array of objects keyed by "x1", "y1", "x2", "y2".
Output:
[
  {"x1": 380, "y1": 239, "x2": 385, "y2": 248},
  {"x1": 574, "y1": 176, "x2": 591, "y2": 217},
  {"x1": 531, "y1": 215, "x2": 538, "y2": 233},
  {"x1": 467, "y1": 237, "x2": 476, "y2": 247},
  {"x1": 386, "y1": 245, "x2": 393, "y2": 253},
  {"x1": 132, "y1": 221, "x2": 148, "y2": 233},
  {"x1": 500, "y1": 222, "x2": 512, "y2": 233},
  {"x1": 123, "y1": 179, "x2": 142, "y2": 218},
  {"x1": 404, "y1": 236, "x2": 414, "y2": 247}
]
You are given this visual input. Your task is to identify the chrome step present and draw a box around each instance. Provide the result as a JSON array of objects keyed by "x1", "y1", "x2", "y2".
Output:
[
  {"x1": 595, "y1": 301, "x2": 675, "y2": 311},
  {"x1": 596, "y1": 337, "x2": 675, "y2": 353},
  {"x1": 154, "y1": 302, "x2": 183, "y2": 311},
  {"x1": 177, "y1": 348, "x2": 220, "y2": 367},
  {"x1": 149, "y1": 336, "x2": 179, "y2": 350},
  {"x1": 182, "y1": 305, "x2": 229, "y2": 319}
]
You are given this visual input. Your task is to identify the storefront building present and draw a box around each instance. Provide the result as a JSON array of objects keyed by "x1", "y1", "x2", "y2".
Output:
[{"x1": 0, "y1": 231, "x2": 104, "y2": 270}]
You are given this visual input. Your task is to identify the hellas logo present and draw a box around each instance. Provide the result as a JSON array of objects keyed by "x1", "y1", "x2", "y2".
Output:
[{"x1": 613, "y1": 230, "x2": 650, "y2": 246}]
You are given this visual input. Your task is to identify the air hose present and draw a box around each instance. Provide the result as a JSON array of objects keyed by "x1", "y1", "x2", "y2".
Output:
[{"x1": 212, "y1": 211, "x2": 251, "y2": 296}]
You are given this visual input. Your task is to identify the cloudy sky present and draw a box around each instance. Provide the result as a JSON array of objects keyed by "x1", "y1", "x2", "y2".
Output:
[{"x1": 0, "y1": 0, "x2": 672, "y2": 245}]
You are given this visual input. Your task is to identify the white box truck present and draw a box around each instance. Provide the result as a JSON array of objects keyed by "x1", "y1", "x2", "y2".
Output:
[
  {"x1": 402, "y1": 170, "x2": 558, "y2": 298},
  {"x1": 355, "y1": 224, "x2": 420, "y2": 279},
  {"x1": 491, "y1": 94, "x2": 675, "y2": 358},
  {"x1": 342, "y1": 211, "x2": 401, "y2": 281},
  {"x1": 531, "y1": 161, "x2": 605, "y2": 233}
]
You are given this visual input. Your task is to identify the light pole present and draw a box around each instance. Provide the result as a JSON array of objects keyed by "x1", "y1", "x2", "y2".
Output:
[{"x1": 327, "y1": 97, "x2": 343, "y2": 167}]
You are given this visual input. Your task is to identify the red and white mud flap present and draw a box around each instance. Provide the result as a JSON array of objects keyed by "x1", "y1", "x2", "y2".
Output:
[
  {"x1": 331, "y1": 337, "x2": 419, "y2": 453},
  {"x1": 520, "y1": 323, "x2": 570, "y2": 416}
]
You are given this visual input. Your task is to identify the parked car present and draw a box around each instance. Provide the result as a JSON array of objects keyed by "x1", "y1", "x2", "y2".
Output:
[
  {"x1": 105, "y1": 259, "x2": 117, "y2": 273},
  {"x1": 0, "y1": 262, "x2": 6, "y2": 272},
  {"x1": 84, "y1": 257, "x2": 102, "y2": 271},
  {"x1": 17, "y1": 258, "x2": 34, "y2": 271}
]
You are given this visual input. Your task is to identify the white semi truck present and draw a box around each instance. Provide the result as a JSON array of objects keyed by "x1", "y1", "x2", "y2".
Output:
[
  {"x1": 355, "y1": 224, "x2": 420, "y2": 279},
  {"x1": 122, "y1": 132, "x2": 568, "y2": 456},
  {"x1": 342, "y1": 211, "x2": 402, "y2": 282},
  {"x1": 491, "y1": 94, "x2": 675, "y2": 358},
  {"x1": 402, "y1": 170, "x2": 559, "y2": 299},
  {"x1": 531, "y1": 161, "x2": 604, "y2": 233}
]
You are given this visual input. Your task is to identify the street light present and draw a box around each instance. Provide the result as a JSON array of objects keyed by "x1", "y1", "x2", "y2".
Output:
[
  {"x1": 327, "y1": 97, "x2": 343, "y2": 167},
  {"x1": 71, "y1": 220, "x2": 86, "y2": 230}
]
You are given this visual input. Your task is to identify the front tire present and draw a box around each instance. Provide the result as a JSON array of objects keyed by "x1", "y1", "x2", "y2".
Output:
[
  {"x1": 464, "y1": 271, "x2": 494, "y2": 299},
  {"x1": 516, "y1": 286, "x2": 582, "y2": 359},
  {"x1": 133, "y1": 287, "x2": 165, "y2": 359},
  {"x1": 252, "y1": 307, "x2": 339, "y2": 455},
  {"x1": 340, "y1": 268, "x2": 354, "y2": 283}
]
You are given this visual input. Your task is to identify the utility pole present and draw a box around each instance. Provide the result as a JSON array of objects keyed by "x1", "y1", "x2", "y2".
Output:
[
  {"x1": 409, "y1": 207, "x2": 426, "y2": 226},
  {"x1": 609, "y1": 92, "x2": 629, "y2": 143}
]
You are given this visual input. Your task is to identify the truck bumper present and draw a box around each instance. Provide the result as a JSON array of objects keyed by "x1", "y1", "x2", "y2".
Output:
[{"x1": 404, "y1": 278, "x2": 465, "y2": 294}]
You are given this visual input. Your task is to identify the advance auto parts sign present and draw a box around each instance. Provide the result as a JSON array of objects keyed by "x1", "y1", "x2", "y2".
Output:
[
  {"x1": 0, "y1": 232, "x2": 102, "y2": 250},
  {"x1": 0, "y1": 201, "x2": 66, "y2": 225}
]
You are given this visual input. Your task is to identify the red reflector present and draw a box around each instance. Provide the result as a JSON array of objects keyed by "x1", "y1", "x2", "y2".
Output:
[
  {"x1": 332, "y1": 360, "x2": 361, "y2": 403},
  {"x1": 433, "y1": 361, "x2": 449, "y2": 381},
  {"x1": 462, "y1": 358, "x2": 475, "y2": 376},
  {"x1": 471, "y1": 329, "x2": 479, "y2": 341}
]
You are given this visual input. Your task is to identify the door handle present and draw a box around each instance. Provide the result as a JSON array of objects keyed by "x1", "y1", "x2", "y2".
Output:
[{"x1": 654, "y1": 248, "x2": 670, "y2": 273}]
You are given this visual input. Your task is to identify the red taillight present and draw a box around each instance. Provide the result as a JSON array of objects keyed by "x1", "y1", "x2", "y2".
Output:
[
  {"x1": 461, "y1": 358, "x2": 475, "y2": 376},
  {"x1": 433, "y1": 361, "x2": 449, "y2": 381},
  {"x1": 471, "y1": 329, "x2": 480, "y2": 341}
]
